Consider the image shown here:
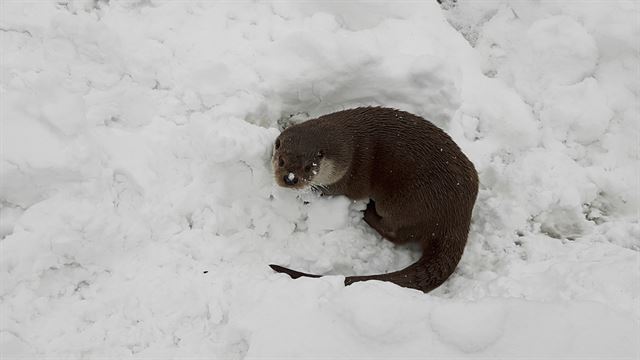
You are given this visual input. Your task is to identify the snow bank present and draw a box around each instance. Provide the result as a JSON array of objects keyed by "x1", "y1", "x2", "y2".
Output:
[{"x1": 1, "y1": 0, "x2": 638, "y2": 358}]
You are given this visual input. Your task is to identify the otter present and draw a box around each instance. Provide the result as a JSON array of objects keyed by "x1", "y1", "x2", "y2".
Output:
[{"x1": 269, "y1": 107, "x2": 478, "y2": 293}]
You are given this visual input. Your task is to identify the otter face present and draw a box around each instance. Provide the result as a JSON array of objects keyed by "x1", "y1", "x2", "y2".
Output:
[
  {"x1": 272, "y1": 135, "x2": 324, "y2": 189},
  {"x1": 272, "y1": 133, "x2": 343, "y2": 191}
]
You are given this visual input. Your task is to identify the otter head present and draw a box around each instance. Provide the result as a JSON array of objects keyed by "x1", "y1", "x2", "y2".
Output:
[{"x1": 272, "y1": 126, "x2": 348, "y2": 190}]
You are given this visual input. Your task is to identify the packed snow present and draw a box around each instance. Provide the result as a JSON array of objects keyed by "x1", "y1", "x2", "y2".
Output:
[{"x1": 1, "y1": 0, "x2": 639, "y2": 358}]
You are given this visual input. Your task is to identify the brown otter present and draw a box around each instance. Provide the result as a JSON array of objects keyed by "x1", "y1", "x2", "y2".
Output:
[{"x1": 269, "y1": 107, "x2": 478, "y2": 292}]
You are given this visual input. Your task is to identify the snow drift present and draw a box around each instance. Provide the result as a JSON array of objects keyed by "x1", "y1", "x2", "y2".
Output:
[{"x1": 1, "y1": 0, "x2": 638, "y2": 358}]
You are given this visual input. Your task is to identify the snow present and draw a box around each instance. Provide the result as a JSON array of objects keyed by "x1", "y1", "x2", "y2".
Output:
[{"x1": 1, "y1": 0, "x2": 639, "y2": 358}]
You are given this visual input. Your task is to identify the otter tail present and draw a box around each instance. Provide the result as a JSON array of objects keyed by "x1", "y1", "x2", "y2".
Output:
[
  {"x1": 347, "y1": 238, "x2": 465, "y2": 292},
  {"x1": 269, "y1": 238, "x2": 464, "y2": 293},
  {"x1": 269, "y1": 264, "x2": 322, "y2": 279}
]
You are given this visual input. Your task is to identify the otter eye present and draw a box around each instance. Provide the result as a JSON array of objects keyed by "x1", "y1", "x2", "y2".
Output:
[
  {"x1": 275, "y1": 139, "x2": 281, "y2": 150},
  {"x1": 304, "y1": 165, "x2": 312, "y2": 173},
  {"x1": 278, "y1": 158, "x2": 284, "y2": 167}
]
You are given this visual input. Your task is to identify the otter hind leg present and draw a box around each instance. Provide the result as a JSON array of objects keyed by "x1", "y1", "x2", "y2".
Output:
[{"x1": 363, "y1": 200, "x2": 411, "y2": 245}]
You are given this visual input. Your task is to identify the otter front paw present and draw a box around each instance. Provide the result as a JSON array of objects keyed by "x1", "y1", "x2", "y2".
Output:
[{"x1": 363, "y1": 200, "x2": 381, "y2": 227}]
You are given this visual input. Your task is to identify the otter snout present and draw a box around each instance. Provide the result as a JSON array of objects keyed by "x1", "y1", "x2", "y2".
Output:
[{"x1": 283, "y1": 173, "x2": 299, "y2": 186}]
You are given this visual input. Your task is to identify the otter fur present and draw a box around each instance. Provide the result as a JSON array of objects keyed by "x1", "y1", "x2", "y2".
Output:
[{"x1": 269, "y1": 107, "x2": 478, "y2": 293}]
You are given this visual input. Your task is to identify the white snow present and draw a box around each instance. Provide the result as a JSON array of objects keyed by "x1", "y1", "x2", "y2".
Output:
[{"x1": 1, "y1": 0, "x2": 639, "y2": 358}]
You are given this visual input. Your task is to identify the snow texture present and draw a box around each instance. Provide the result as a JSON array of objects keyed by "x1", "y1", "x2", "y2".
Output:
[{"x1": 1, "y1": 0, "x2": 639, "y2": 358}]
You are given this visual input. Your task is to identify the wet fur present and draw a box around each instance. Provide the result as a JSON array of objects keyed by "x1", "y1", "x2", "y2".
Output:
[{"x1": 270, "y1": 107, "x2": 479, "y2": 293}]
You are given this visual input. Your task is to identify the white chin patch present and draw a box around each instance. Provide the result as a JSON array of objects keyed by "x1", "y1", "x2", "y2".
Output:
[{"x1": 313, "y1": 159, "x2": 346, "y2": 185}]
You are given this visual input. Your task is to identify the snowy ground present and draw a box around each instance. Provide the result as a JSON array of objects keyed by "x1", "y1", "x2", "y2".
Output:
[{"x1": 1, "y1": 0, "x2": 639, "y2": 358}]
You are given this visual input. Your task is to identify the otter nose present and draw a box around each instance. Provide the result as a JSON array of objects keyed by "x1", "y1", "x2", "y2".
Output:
[{"x1": 283, "y1": 173, "x2": 298, "y2": 186}]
